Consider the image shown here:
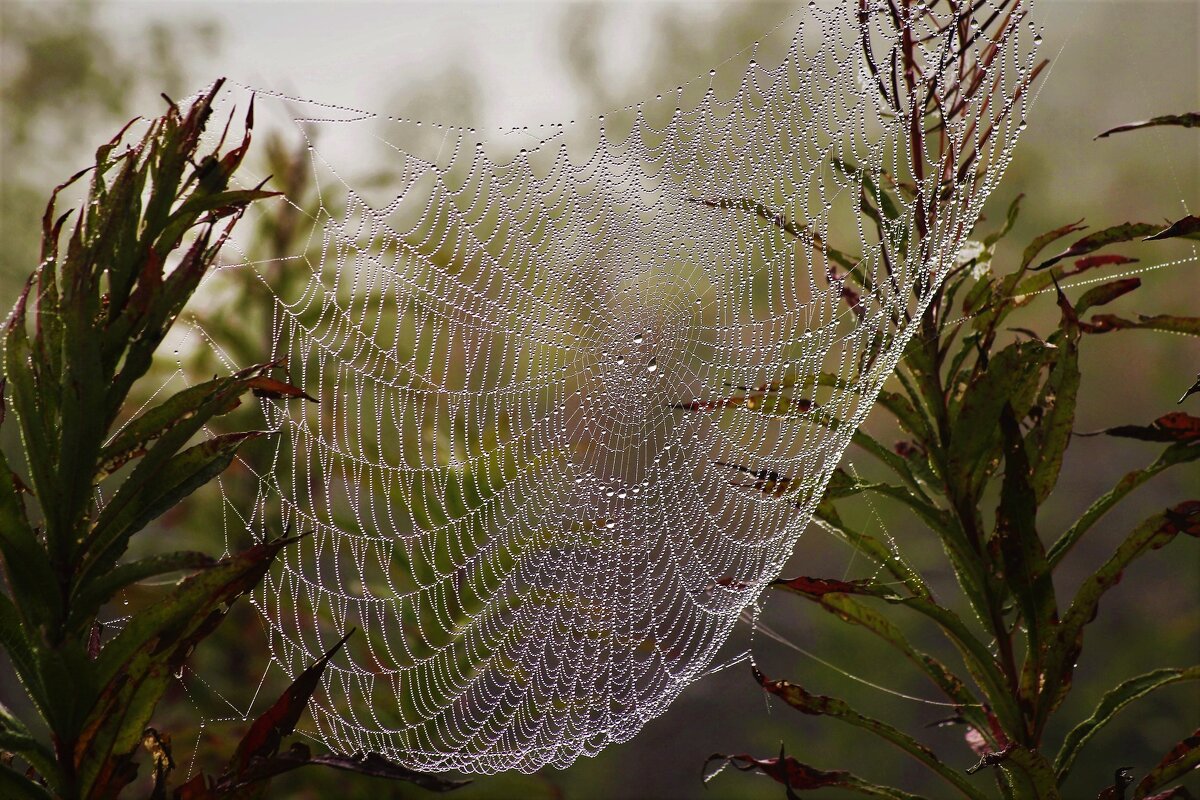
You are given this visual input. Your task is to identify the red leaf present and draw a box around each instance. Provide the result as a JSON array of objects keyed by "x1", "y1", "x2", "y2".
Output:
[
  {"x1": 1071, "y1": 254, "x2": 1139, "y2": 272},
  {"x1": 1144, "y1": 789, "x2": 1197, "y2": 800},
  {"x1": 226, "y1": 630, "x2": 354, "y2": 777},
  {"x1": 1087, "y1": 412, "x2": 1200, "y2": 444},
  {"x1": 773, "y1": 576, "x2": 868, "y2": 596},
  {"x1": 247, "y1": 376, "x2": 317, "y2": 403},
  {"x1": 1161, "y1": 501, "x2": 1200, "y2": 539}
]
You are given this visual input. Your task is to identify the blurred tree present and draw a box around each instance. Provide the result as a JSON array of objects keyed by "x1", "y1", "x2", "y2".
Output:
[{"x1": 0, "y1": 0, "x2": 218, "y2": 288}]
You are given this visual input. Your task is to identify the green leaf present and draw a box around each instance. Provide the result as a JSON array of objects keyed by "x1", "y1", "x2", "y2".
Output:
[
  {"x1": 1041, "y1": 503, "x2": 1199, "y2": 729},
  {"x1": 1034, "y1": 222, "x2": 1161, "y2": 271},
  {"x1": 0, "y1": 420, "x2": 61, "y2": 631},
  {"x1": 0, "y1": 594, "x2": 51, "y2": 729},
  {"x1": 1026, "y1": 299, "x2": 1081, "y2": 504},
  {"x1": 1054, "y1": 666, "x2": 1200, "y2": 783},
  {"x1": 1021, "y1": 220, "x2": 1088, "y2": 272},
  {"x1": 68, "y1": 551, "x2": 216, "y2": 631},
  {"x1": 3, "y1": 281, "x2": 60, "y2": 554},
  {"x1": 95, "y1": 363, "x2": 277, "y2": 479},
  {"x1": 169, "y1": 188, "x2": 282, "y2": 224},
  {"x1": 1049, "y1": 440, "x2": 1199, "y2": 566},
  {"x1": 996, "y1": 405, "x2": 1056, "y2": 714},
  {"x1": 947, "y1": 340, "x2": 1052, "y2": 505},
  {"x1": 81, "y1": 430, "x2": 269, "y2": 595},
  {"x1": 772, "y1": 575, "x2": 1018, "y2": 737},
  {"x1": 771, "y1": 582, "x2": 979, "y2": 711},
  {"x1": 0, "y1": 709, "x2": 59, "y2": 794},
  {"x1": 76, "y1": 536, "x2": 293, "y2": 797},
  {"x1": 0, "y1": 765, "x2": 54, "y2": 800},
  {"x1": 1096, "y1": 112, "x2": 1200, "y2": 139},
  {"x1": 983, "y1": 193, "x2": 1024, "y2": 247},
  {"x1": 809, "y1": 503, "x2": 930, "y2": 598},
  {"x1": 753, "y1": 668, "x2": 987, "y2": 800}
]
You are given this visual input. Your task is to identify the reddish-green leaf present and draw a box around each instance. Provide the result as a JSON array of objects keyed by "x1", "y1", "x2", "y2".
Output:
[
  {"x1": 1133, "y1": 729, "x2": 1200, "y2": 800},
  {"x1": 1087, "y1": 413, "x2": 1200, "y2": 444},
  {"x1": 770, "y1": 581, "x2": 979, "y2": 712},
  {"x1": 753, "y1": 668, "x2": 986, "y2": 800},
  {"x1": 704, "y1": 748, "x2": 923, "y2": 799},
  {"x1": 1035, "y1": 223, "x2": 1161, "y2": 271},
  {"x1": 1041, "y1": 503, "x2": 1200, "y2": 730},
  {"x1": 247, "y1": 375, "x2": 317, "y2": 402},
  {"x1": 1021, "y1": 219, "x2": 1087, "y2": 271},
  {"x1": 1083, "y1": 314, "x2": 1200, "y2": 336},
  {"x1": 95, "y1": 364, "x2": 275, "y2": 480},
  {"x1": 773, "y1": 576, "x2": 867, "y2": 596},
  {"x1": 77, "y1": 536, "x2": 294, "y2": 798}
]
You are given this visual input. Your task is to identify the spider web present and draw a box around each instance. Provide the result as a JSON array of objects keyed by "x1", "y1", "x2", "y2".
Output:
[{"x1": 203, "y1": 0, "x2": 1039, "y2": 773}]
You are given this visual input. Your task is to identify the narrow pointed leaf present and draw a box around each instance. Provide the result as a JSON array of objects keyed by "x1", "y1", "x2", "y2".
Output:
[
  {"x1": 1133, "y1": 729, "x2": 1200, "y2": 800},
  {"x1": 704, "y1": 751, "x2": 925, "y2": 799},
  {"x1": 82, "y1": 430, "x2": 269, "y2": 593},
  {"x1": 226, "y1": 630, "x2": 354, "y2": 777},
  {"x1": 1084, "y1": 314, "x2": 1200, "y2": 337},
  {"x1": 219, "y1": 743, "x2": 466, "y2": 794},
  {"x1": 76, "y1": 537, "x2": 293, "y2": 797},
  {"x1": 1034, "y1": 223, "x2": 1161, "y2": 271},
  {"x1": 96, "y1": 363, "x2": 277, "y2": 479},
  {"x1": 68, "y1": 551, "x2": 217, "y2": 631},
  {"x1": 1075, "y1": 278, "x2": 1142, "y2": 315},
  {"x1": 753, "y1": 668, "x2": 987, "y2": 800},
  {"x1": 1050, "y1": 441, "x2": 1200, "y2": 566},
  {"x1": 1096, "y1": 113, "x2": 1200, "y2": 139},
  {"x1": 1042, "y1": 503, "x2": 1200, "y2": 727},
  {"x1": 1085, "y1": 413, "x2": 1200, "y2": 444},
  {"x1": 1054, "y1": 666, "x2": 1199, "y2": 782},
  {"x1": 1145, "y1": 215, "x2": 1200, "y2": 242}
]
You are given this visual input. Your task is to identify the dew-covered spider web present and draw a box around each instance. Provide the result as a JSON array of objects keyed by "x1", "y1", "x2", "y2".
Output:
[{"x1": 199, "y1": 0, "x2": 1039, "y2": 774}]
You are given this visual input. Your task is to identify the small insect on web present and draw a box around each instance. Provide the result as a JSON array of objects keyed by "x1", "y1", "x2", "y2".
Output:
[{"x1": 204, "y1": 0, "x2": 1041, "y2": 774}]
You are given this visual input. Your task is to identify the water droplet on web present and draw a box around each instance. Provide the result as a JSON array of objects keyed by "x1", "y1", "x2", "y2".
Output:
[
  {"x1": 632, "y1": 333, "x2": 643, "y2": 344},
  {"x1": 646, "y1": 358, "x2": 658, "y2": 373},
  {"x1": 616, "y1": 355, "x2": 626, "y2": 366}
]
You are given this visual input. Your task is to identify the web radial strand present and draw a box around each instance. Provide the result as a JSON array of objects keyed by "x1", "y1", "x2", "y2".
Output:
[{"x1": 225, "y1": 0, "x2": 1038, "y2": 773}]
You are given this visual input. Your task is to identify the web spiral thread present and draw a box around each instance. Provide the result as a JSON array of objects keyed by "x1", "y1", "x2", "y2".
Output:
[{"x1": 219, "y1": 0, "x2": 1040, "y2": 773}]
